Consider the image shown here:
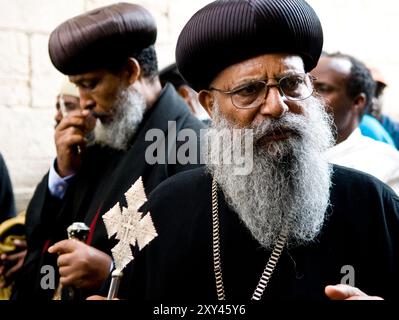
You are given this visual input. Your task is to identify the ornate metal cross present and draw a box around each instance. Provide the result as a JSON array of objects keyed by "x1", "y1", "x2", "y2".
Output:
[{"x1": 102, "y1": 177, "x2": 158, "y2": 298}]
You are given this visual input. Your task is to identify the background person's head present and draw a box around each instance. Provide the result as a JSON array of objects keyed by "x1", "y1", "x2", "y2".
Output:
[
  {"x1": 55, "y1": 78, "x2": 80, "y2": 127},
  {"x1": 176, "y1": 0, "x2": 333, "y2": 249},
  {"x1": 368, "y1": 66, "x2": 388, "y2": 119},
  {"x1": 159, "y1": 63, "x2": 210, "y2": 122},
  {"x1": 311, "y1": 53, "x2": 376, "y2": 144},
  {"x1": 48, "y1": 3, "x2": 161, "y2": 150}
]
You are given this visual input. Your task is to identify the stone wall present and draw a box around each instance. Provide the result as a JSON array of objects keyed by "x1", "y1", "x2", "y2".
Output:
[{"x1": 0, "y1": 0, "x2": 399, "y2": 212}]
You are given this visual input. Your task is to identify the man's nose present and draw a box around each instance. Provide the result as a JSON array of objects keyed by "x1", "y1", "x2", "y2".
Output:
[
  {"x1": 54, "y1": 109, "x2": 62, "y2": 126},
  {"x1": 79, "y1": 91, "x2": 95, "y2": 110},
  {"x1": 258, "y1": 87, "x2": 289, "y2": 118}
]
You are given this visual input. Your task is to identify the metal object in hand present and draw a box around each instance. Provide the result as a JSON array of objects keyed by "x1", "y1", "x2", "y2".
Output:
[
  {"x1": 53, "y1": 222, "x2": 90, "y2": 300},
  {"x1": 107, "y1": 269, "x2": 123, "y2": 300},
  {"x1": 67, "y1": 222, "x2": 90, "y2": 241}
]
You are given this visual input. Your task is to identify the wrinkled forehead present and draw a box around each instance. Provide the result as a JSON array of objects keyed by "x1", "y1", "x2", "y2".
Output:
[{"x1": 211, "y1": 53, "x2": 305, "y2": 87}]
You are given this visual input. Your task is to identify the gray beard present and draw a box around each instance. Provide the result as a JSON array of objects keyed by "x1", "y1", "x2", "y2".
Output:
[
  {"x1": 204, "y1": 97, "x2": 334, "y2": 249},
  {"x1": 94, "y1": 89, "x2": 146, "y2": 151}
]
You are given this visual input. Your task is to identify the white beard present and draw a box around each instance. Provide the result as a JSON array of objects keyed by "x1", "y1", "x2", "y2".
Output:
[
  {"x1": 94, "y1": 88, "x2": 146, "y2": 151},
  {"x1": 204, "y1": 96, "x2": 334, "y2": 249}
]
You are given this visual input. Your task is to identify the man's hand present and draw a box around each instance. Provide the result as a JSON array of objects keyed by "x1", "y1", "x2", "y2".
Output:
[
  {"x1": 0, "y1": 239, "x2": 27, "y2": 288},
  {"x1": 48, "y1": 239, "x2": 112, "y2": 291},
  {"x1": 55, "y1": 109, "x2": 96, "y2": 177},
  {"x1": 325, "y1": 284, "x2": 383, "y2": 300}
]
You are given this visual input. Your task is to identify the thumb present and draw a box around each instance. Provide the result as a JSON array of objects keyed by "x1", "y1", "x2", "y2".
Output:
[
  {"x1": 325, "y1": 284, "x2": 361, "y2": 300},
  {"x1": 325, "y1": 284, "x2": 382, "y2": 300}
]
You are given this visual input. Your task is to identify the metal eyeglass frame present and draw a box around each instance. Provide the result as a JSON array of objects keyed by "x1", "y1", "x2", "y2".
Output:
[{"x1": 209, "y1": 73, "x2": 317, "y2": 109}]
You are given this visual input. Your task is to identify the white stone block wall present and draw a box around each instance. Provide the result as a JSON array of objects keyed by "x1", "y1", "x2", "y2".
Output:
[{"x1": 0, "y1": 0, "x2": 399, "y2": 212}]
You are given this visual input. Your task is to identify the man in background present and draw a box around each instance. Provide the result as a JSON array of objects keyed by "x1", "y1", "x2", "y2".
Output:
[
  {"x1": 55, "y1": 78, "x2": 80, "y2": 127},
  {"x1": 0, "y1": 78, "x2": 80, "y2": 295},
  {"x1": 360, "y1": 66, "x2": 399, "y2": 149},
  {"x1": 159, "y1": 63, "x2": 211, "y2": 125},
  {"x1": 312, "y1": 52, "x2": 399, "y2": 193}
]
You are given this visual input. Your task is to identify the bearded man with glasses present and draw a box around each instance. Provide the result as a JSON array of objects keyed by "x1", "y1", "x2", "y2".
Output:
[{"x1": 90, "y1": 0, "x2": 399, "y2": 302}]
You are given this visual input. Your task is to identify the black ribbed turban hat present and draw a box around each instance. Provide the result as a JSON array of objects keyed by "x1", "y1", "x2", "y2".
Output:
[
  {"x1": 176, "y1": 0, "x2": 323, "y2": 91},
  {"x1": 49, "y1": 2, "x2": 157, "y2": 75}
]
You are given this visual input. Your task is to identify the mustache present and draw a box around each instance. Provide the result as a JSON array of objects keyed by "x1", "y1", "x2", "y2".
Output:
[
  {"x1": 92, "y1": 111, "x2": 111, "y2": 118},
  {"x1": 250, "y1": 114, "x2": 305, "y2": 141}
]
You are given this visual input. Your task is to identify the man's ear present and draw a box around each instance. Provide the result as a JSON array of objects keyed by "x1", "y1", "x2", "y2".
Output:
[
  {"x1": 177, "y1": 85, "x2": 191, "y2": 104},
  {"x1": 353, "y1": 93, "x2": 367, "y2": 117},
  {"x1": 198, "y1": 90, "x2": 214, "y2": 117},
  {"x1": 177, "y1": 85, "x2": 195, "y2": 113},
  {"x1": 124, "y1": 58, "x2": 141, "y2": 85}
]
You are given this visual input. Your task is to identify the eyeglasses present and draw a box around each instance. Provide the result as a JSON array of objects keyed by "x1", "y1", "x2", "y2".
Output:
[{"x1": 209, "y1": 73, "x2": 316, "y2": 109}]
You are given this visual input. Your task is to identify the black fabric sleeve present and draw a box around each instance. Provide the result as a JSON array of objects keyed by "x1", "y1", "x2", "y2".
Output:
[{"x1": 0, "y1": 153, "x2": 16, "y2": 222}]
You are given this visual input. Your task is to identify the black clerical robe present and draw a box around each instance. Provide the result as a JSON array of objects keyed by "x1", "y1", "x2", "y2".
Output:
[
  {"x1": 0, "y1": 153, "x2": 16, "y2": 223},
  {"x1": 117, "y1": 165, "x2": 399, "y2": 301},
  {"x1": 13, "y1": 84, "x2": 204, "y2": 300}
]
